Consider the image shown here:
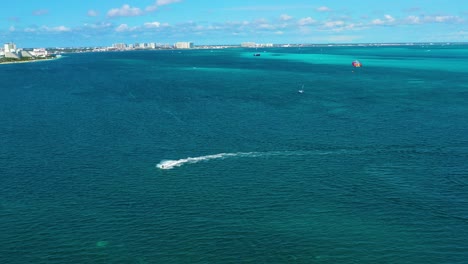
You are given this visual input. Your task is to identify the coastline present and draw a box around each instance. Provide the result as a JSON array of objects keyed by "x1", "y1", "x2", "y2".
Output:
[{"x1": 0, "y1": 56, "x2": 61, "y2": 65}]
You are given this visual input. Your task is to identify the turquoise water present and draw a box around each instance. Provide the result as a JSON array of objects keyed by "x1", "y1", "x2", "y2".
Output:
[{"x1": 1, "y1": 45, "x2": 467, "y2": 263}]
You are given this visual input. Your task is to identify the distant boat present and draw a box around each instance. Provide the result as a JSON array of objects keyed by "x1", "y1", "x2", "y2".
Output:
[
  {"x1": 253, "y1": 53, "x2": 261, "y2": 56},
  {"x1": 298, "y1": 84, "x2": 304, "y2": 93},
  {"x1": 352, "y1": 60, "x2": 362, "y2": 67}
]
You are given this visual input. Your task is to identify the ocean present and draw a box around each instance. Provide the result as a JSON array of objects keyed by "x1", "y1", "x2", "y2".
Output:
[{"x1": 1, "y1": 45, "x2": 467, "y2": 263}]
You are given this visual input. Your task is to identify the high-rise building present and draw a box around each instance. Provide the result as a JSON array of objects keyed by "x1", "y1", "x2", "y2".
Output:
[
  {"x1": 113, "y1": 43, "x2": 127, "y2": 50},
  {"x1": 4, "y1": 42, "x2": 16, "y2": 53},
  {"x1": 175, "y1": 42, "x2": 194, "y2": 49}
]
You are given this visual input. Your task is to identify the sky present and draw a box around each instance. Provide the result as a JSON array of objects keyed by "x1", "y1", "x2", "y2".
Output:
[{"x1": 1, "y1": 0, "x2": 467, "y2": 47}]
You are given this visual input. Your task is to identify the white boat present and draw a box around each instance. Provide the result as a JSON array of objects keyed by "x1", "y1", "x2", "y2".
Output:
[{"x1": 298, "y1": 84, "x2": 304, "y2": 93}]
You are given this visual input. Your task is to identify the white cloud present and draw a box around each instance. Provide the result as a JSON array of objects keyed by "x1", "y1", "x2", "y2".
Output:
[
  {"x1": 115, "y1": 24, "x2": 138, "y2": 32},
  {"x1": 384, "y1": 15, "x2": 395, "y2": 22},
  {"x1": 317, "y1": 6, "x2": 331, "y2": 12},
  {"x1": 157, "y1": 0, "x2": 181, "y2": 6},
  {"x1": 371, "y1": 14, "x2": 396, "y2": 25},
  {"x1": 298, "y1": 17, "x2": 316, "y2": 26},
  {"x1": 116, "y1": 24, "x2": 129, "y2": 32},
  {"x1": 251, "y1": 19, "x2": 277, "y2": 30},
  {"x1": 83, "y1": 22, "x2": 112, "y2": 29},
  {"x1": 146, "y1": 0, "x2": 182, "y2": 12},
  {"x1": 280, "y1": 14, "x2": 293, "y2": 21},
  {"x1": 430, "y1": 15, "x2": 460, "y2": 23},
  {"x1": 59, "y1": 26, "x2": 71, "y2": 32},
  {"x1": 371, "y1": 19, "x2": 384, "y2": 25},
  {"x1": 206, "y1": 25, "x2": 222, "y2": 30},
  {"x1": 400, "y1": 15, "x2": 462, "y2": 26},
  {"x1": 319, "y1": 20, "x2": 366, "y2": 32},
  {"x1": 107, "y1": 5, "x2": 143, "y2": 18},
  {"x1": 405, "y1": 16, "x2": 420, "y2": 24},
  {"x1": 258, "y1": 23, "x2": 275, "y2": 30},
  {"x1": 144, "y1": 22, "x2": 161, "y2": 28},
  {"x1": 87, "y1": 10, "x2": 98, "y2": 17},
  {"x1": 50, "y1": 26, "x2": 71, "y2": 32},
  {"x1": 319, "y1": 20, "x2": 361, "y2": 32},
  {"x1": 323, "y1": 20, "x2": 345, "y2": 28},
  {"x1": 146, "y1": 5, "x2": 158, "y2": 12},
  {"x1": 33, "y1": 25, "x2": 72, "y2": 32}
]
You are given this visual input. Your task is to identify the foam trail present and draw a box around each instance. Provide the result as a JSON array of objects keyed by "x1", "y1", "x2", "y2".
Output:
[
  {"x1": 156, "y1": 150, "x2": 362, "y2": 170},
  {"x1": 156, "y1": 152, "x2": 262, "y2": 170}
]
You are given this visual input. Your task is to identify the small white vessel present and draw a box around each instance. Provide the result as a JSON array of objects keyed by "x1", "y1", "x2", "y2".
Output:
[{"x1": 298, "y1": 84, "x2": 304, "y2": 93}]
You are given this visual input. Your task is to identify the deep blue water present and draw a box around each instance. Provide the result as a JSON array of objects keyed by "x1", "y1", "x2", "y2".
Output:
[{"x1": 1, "y1": 45, "x2": 468, "y2": 263}]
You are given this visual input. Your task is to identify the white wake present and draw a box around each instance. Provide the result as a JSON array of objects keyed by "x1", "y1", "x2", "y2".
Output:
[
  {"x1": 156, "y1": 152, "x2": 262, "y2": 170},
  {"x1": 156, "y1": 149, "x2": 361, "y2": 170}
]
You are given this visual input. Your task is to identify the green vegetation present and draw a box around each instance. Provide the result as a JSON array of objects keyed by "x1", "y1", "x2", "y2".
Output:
[{"x1": 0, "y1": 56, "x2": 54, "y2": 64}]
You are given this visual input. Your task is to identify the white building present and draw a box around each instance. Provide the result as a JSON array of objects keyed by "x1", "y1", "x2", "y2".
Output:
[
  {"x1": 241, "y1": 42, "x2": 274, "y2": 48},
  {"x1": 20, "y1": 50, "x2": 34, "y2": 58},
  {"x1": 4, "y1": 52, "x2": 20, "y2": 59},
  {"x1": 113, "y1": 43, "x2": 127, "y2": 50},
  {"x1": 32, "y1": 48, "x2": 48, "y2": 57},
  {"x1": 4, "y1": 42, "x2": 17, "y2": 53},
  {"x1": 175, "y1": 42, "x2": 194, "y2": 49},
  {"x1": 241, "y1": 42, "x2": 257, "y2": 48},
  {"x1": 134, "y1": 43, "x2": 146, "y2": 49}
]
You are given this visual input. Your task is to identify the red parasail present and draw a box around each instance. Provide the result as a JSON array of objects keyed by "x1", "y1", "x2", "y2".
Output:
[{"x1": 352, "y1": 60, "x2": 362, "y2": 67}]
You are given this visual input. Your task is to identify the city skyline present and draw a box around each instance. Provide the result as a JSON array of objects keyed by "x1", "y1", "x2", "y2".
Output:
[{"x1": 1, "y1": 0, "x2": 467, "y2": 48}]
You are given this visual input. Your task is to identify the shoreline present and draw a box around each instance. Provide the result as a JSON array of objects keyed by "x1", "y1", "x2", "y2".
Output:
[{"x1": 0, "y1": 56, "x2": 61, "y2": 65}]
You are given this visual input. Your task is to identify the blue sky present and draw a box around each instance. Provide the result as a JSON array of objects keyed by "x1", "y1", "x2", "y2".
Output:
[{"x1": 1, "y1": 0, "x2": 467, "y2": 47}]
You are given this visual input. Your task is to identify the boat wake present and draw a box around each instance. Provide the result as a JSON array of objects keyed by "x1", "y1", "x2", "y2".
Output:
[
  {"x1": 156, "y1": 152, "x2": 262, "y2": 170},
  {"x1": 156, "y1": 149, "x2": 361, "y2": 170}
]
